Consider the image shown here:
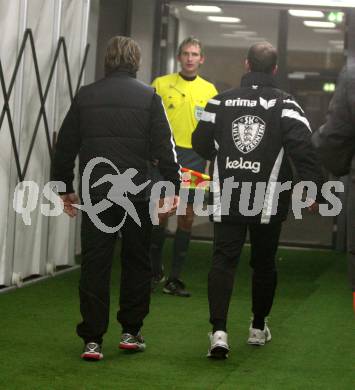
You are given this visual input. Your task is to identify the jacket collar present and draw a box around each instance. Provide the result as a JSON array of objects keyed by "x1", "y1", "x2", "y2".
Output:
[
  {"x1": 240, "y1": 72, "x2": 277, "y2": 88},
  {"x1": 106, "y1": 68, "x2": 137, "y2": 78}
]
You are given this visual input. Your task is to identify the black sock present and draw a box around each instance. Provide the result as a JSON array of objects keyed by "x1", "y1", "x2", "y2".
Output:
[
  {"x1": 150, "y1": 225, "x2": 166, "y2": 277},
  {"x1": 212, "y1": 320, "x2": 227, "y2": 333},
  {"x1": 252, "y1": 315, "x2": 265, "y2": 330},
  {"x1": 170, "y1": 228, "x2": 191, "y2": 280},
  {"x1": 122, "y1": 326, "x2": 140, "y2": 336}
]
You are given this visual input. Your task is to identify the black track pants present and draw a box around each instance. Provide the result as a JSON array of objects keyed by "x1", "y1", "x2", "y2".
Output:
[
  {"x1": 77, "y1": 202, "x2": 152, "y2": 344},
  {"x1": 208, "y1": 221, "x2": 282, "y2": 330}
]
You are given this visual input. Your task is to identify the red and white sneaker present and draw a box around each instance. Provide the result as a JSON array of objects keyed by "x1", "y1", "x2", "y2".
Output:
[
  {"x1": 81, "y1": 342, "x2": 103, "y2": 360},
  {"x1": 119, "y1": 333, "x2": 146, "y2": 351}
]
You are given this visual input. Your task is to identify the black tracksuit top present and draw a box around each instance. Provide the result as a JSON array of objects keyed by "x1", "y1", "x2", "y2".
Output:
[
  {"x1": 193, "y1": 72, "x2": 323, "y2": 224},
  {"x1": 52, "y1": 69, "x2": 181, "y2": 201}
]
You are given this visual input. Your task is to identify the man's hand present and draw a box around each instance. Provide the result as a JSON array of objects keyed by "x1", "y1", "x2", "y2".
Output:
[
  {"x1": 60, "y1": 193, "x2": 80, "y2": 218},
  {"x1": 158, "y1": 195, "x2": 180, "y2": 223}
]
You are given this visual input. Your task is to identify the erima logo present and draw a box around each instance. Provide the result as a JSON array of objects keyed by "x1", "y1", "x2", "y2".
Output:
[
  {"x1": 225, "y1": 98, "x2": 257, "y2": 107},
  {"x1": 225, "y1": 156, "x2": 261, "y2": 173},
  {"x1": 259, "y1": 97, "x2": 277, "y2": 110}
]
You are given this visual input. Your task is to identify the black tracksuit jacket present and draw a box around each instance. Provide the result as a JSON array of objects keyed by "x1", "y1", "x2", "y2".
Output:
[
  {"x1": 192, "y1": 72, "x2": 323, "y2": 224},
  {"x1": 52, "y1": 69, "x2": 181, "y2": 201},
  {"x1": 312, "y1": 65, "x2": 355, "y2": 291},
  {"x1": 312, "y1": 65, "x2": 355, "y2": 176}
]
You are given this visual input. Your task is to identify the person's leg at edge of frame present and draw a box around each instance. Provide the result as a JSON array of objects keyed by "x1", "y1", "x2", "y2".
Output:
[
  {"x1": 118, "y1": 202, "x2": 152, "y2": 352},
  {"x1": 163, "y1": 203, "x2": 194, "y2": 297},
  {"x1": 207, "y1": 222, "x2": 247, "y2": 359},
  {"x1": 150, "y1": 217, "x2": 168, "y2": 286},
  {"x1": 149, "y1": 165, "x2": 168, "y2": 288},
  {"x1": 78, "y1": 208, "x2": 119, "y2": 360},
  {"x1": 247, "y1": 222, "x2": 282, "y2": 346}
]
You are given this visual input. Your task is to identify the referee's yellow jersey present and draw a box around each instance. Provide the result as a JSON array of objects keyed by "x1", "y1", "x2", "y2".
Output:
[{"x1": 152, "y1": 73, "x2": 218, "y2": 149}]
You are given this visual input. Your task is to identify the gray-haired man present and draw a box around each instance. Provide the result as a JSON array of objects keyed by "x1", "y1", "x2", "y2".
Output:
[{"x1": 52, "y1": 36, "x2": 180, "y2": 360}]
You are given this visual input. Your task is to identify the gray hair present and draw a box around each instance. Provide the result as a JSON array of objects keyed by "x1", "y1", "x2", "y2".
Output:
[{"x1": 104, "y1": 36, "x2": 141, "y2": 75}]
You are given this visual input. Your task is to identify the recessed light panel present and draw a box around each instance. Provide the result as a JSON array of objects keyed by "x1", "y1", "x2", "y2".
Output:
[
  {"x1": 289, "y1": 10, "x2": 325, "y2": 18},
  {"x1": 229, "y1": 1, "x2": 355, "y2": 7},
  {"x1": 232, "y1": 31, "x2": 257, "y2": 36},
  {"x1": 186, "y1": 5, "x2": 222, "y2": 13},
  {"x1": 304, "y1": 21, "x2": 336, "y2": 28},
  {"x1": 245, "y1": 37, "x2": 267, "y2": 41},
  {"x1": 313, "y1": 28, "x2": 340, "y2": 33},
  {"x1": 329, "y1": 40, "x2": 344, "y2": 45},
  {"x1": 220, "y1": 24, "x2": 247, "y2": 29},
  {"x1": 208, "y1": 16, "x2": 241, "y2": 23}
]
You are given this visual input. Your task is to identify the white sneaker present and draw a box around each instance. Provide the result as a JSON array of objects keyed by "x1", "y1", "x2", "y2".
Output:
[
  {"x1": 207, "y1": 331, "x2": 229, "y2": 359},
  {"x1": 247, "y1": 324, "x2": 272, "y2": 346}
]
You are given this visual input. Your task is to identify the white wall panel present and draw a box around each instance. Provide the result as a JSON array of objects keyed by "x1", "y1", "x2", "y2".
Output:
[
  {"x1": 0, "y1": 0, "x2": 90, "y2": 286},
  {"x1": 12, "y1": 0, "x2": 55, "y2": 279},
  {"x1": 48, "y1": 0, "x2": 90, "y2": 269},
  {"x1": 0, "y1": 0, "x2": 23, "y2": 286}
]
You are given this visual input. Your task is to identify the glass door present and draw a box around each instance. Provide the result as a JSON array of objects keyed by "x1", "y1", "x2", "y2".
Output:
[
  {"x1": 281, "y1": 7, "x2": 346, "y2": 247},
  {"x1": 159, "y1": 1, "x2": 353, "y2": 248}
]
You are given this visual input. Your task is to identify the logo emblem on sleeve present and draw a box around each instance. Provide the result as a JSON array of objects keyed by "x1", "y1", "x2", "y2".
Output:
[{"x1": 232, "y1": 115, "x2": 265, "y2": 154}]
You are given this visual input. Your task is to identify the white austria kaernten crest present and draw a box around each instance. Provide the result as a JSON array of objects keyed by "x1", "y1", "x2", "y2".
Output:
[{"x1": 232, "y1": 115, "x2": 266, "y2": 154}]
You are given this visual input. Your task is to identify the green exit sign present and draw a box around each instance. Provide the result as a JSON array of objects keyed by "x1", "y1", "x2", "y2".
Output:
[
  {"x1": 323, "y1": 83, "x2": 335, "y2": 93},
  {"x1": 327, "y1": 12, "x2": 344, "y2": 23}
]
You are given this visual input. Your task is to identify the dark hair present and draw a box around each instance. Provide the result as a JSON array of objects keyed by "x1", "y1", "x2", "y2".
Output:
[
  {"x1": 104, "y1": 36, "x2": 141, "y2": 76},
  {"x1": 247, "y1": 42, "x2": 277, "y2": 74},
  {"x1": 177, "y1": 36, "x2": 204, "y2": 56}
]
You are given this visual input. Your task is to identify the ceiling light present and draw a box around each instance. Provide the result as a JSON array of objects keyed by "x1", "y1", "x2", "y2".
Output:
[
  {"x1": 222, "y1": 34, "x2": 247, "y2": 38},
  {"x1": 329, "y1": 40, "x2": 343, "y2": 45},
  {"x1": 208, "y1": 16, "x2": 241, "y2": 23},
  {"x1": 232, "y1": 31, "x2": 257, "y2": 36},
  {"x1": 313, "y1": 28, "x2": 341, "y2": 34},
  {"x1": 220, "y1": 24, "x2": 247, "y2": 29},
  {"x1": 222, "y1": 33, "x2": 239, "y2": 38},
  {"x1": 288, "y1": 71, "x2": 320, "y2": 80},
  {"x1": 289, "y1": 72, "x2": 306, "y2": 80},
  {"x1": 289, "y1": 10, "x2": 324, "y2": 18},
  {"x1": 227, "y1": 1, "x2": 355, "y2": 7},
  {"x1": 221, "y1": 34, "x2": 266, "y2": 42},
  {"x1": 304, "y1": 20, "x2": 336, "y2": 28},
  {"x1": 186, "y1": 5, "x2": 222, "y2": 13},
  {"x1": 244, "y1": 37, "x2": 267, "y2": 41},
  {"x1": 221, "y1": 31, "x2": 257, "y2": 38}
]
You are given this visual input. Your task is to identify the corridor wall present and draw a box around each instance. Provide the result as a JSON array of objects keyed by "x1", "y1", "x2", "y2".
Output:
[{"x1": 0, "y1": 0, "x2": 90, "y2": 287}]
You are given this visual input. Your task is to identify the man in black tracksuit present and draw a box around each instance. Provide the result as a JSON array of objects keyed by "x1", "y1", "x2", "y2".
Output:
[
  {"x1": 52, "y1": 36, "x2": 180, "y2": 360},
  {"x1": 312, "y1": 64, "x2": 355, "y2": 308},
  {"x1": 192, "y1": 42, "x2": 322, "y2": 359}
]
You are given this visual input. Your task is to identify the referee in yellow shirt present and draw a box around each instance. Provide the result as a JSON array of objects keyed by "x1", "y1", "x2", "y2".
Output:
[{"x1": 151, "y1": 37, "x2": 217, "y2": 297}]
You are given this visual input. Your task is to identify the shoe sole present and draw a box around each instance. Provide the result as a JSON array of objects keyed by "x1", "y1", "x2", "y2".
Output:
[
  {"x1": 208, "y1": 346, "x2": 229, "y2": 359},
  {"x1": 247, "y1": 334, "x2": 272, "y2": 346},
  {"x1": 81, "y1": 352, "x2": 103, "y2": 360},
  {"x1": 162, "y1": 288, "x2": 191, "y2": 297},
  {"x1": 247, "y1": 339, "x2": 266, "y2": 346},
  {"x1": 119, "y1": 342, "x2": 146, "y2": 352}
]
